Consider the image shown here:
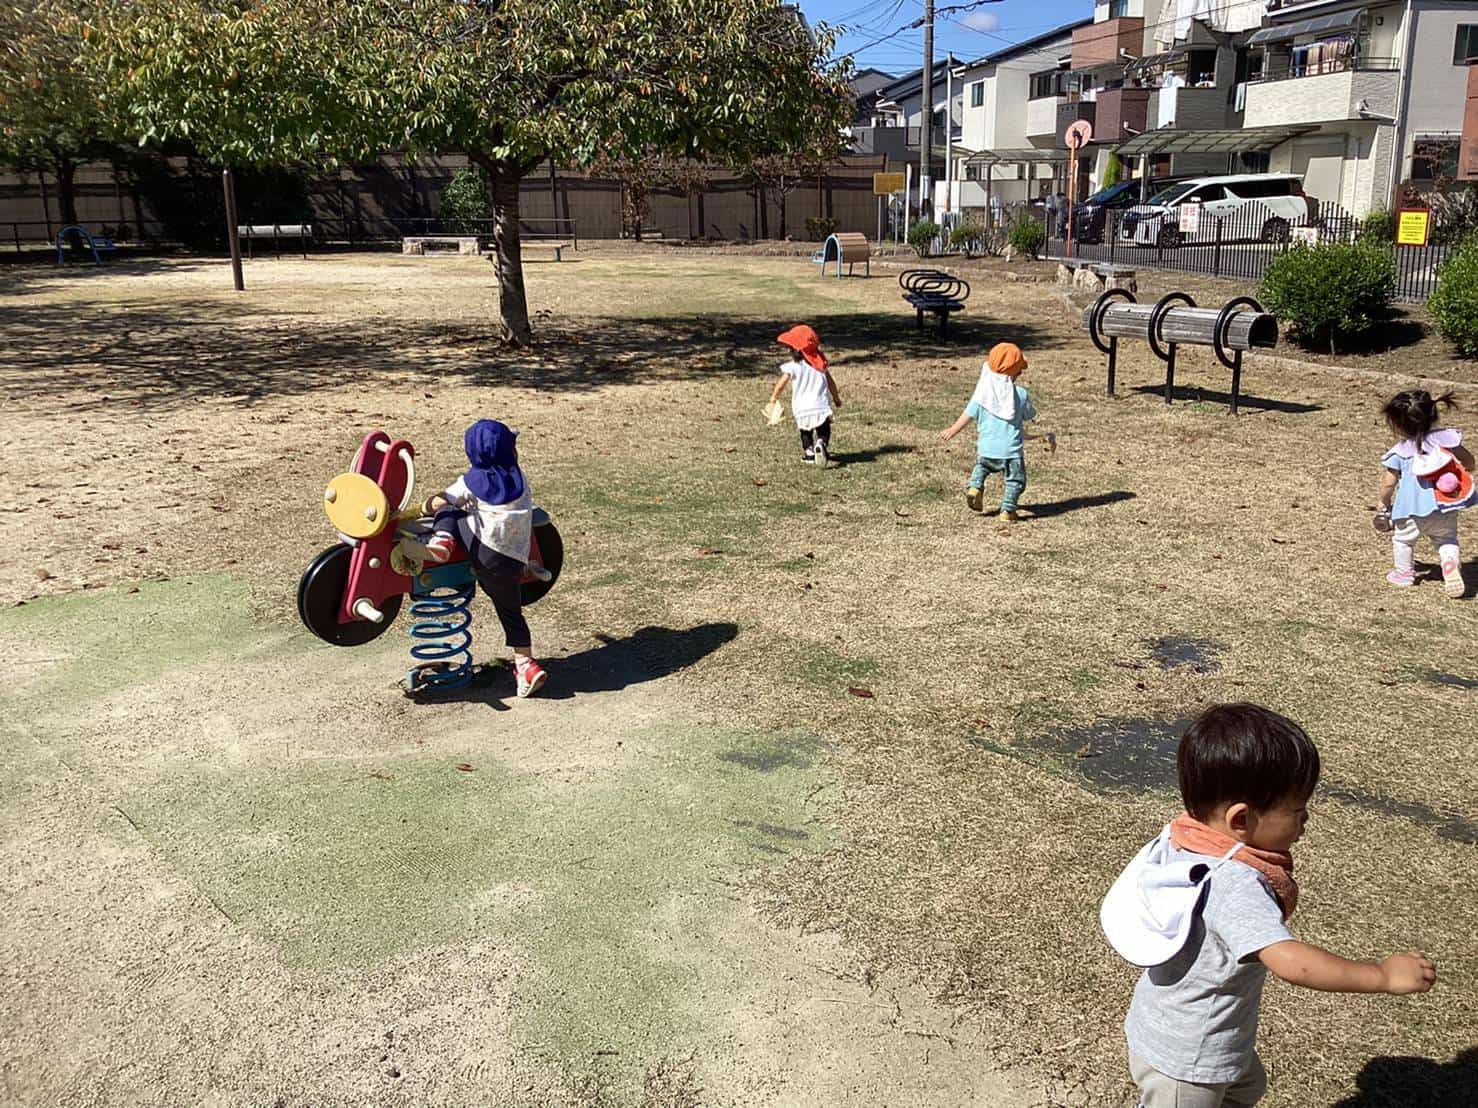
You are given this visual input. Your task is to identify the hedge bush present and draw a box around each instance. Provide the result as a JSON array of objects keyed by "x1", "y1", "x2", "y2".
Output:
[
  {"x1": 440, "y1": 167, "x2": 490, "y2": 232},
  {"x1": 908, "y1": 219, "x2": 940, "y2": 258},
  {"x1": 804, "y1": 216, "x2": 838, "y2": 241},
  {"x1": 1431, "y1": 235, "x2": 1478, "y2": 357},
  {"x1": 1359, "y1": 210, "x2": 1395, "y2": 243},
  {"x1": 949, "y1": 222, "x2": 984, "y2": 257},
  {"x1": 1260, "y1": 241, "x2": 1395, "y2": 353},
  {"x1": 1007, "y1": 217, "x2": 1044, "y2": 259}
]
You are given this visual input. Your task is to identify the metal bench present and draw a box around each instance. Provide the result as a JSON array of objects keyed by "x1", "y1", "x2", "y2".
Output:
[
  {"x1": 899, "y1": 269, "x2": 971, "y2": 338},
  {"x1": 814, "y1": 232, "x2": 871, "y2": 277},
  {"x1": 1083, "y1": 289, "x2": 1278, "y2": 415},
  {"x1": 239, "y1": 223, "x2": 312, "y2": 259},
  {"x1": 55, "y1": 225, "x2": 116, "y2": 266}
]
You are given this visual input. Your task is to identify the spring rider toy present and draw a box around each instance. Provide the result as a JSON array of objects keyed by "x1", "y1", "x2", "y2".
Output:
[{"x1": 297, "y1": 430, "x2": 563, "y2": 692}]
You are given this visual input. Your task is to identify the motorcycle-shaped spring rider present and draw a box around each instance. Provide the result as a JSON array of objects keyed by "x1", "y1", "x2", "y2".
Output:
[{"x1": 297, "y1": 431, "x2": 563, "y2": 692}]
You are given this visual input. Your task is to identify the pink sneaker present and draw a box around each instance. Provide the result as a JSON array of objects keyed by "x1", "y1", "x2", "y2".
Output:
[
  {"x1": 423, "y1": 533, "x2": 456, "y2": 564},
  {"x1": 1441, "y1": 559, "x2": 1465, "y2": 598},
  {"x1": 1386, "y1": 568, "x2": 1416, "y2": 587},
  {"x1": 515, "y1": 657, "x2": 547, "y2": 698}
]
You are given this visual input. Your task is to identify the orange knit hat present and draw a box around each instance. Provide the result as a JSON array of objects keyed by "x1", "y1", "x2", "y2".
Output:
[
  {"x1": 987, "y1": 342, "x2": 1027, "y2": 377},
  {"x1": 777, "y1": 324, "x2": 829, "y2": 372}
]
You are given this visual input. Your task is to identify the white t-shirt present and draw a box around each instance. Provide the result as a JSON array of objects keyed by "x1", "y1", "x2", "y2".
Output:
[
  {"x1": 442, "y1": 476, "x2": 533, "y2": 564},
  {"x1": 782, "y1": 359, "x2": 833, "y2": 430}
]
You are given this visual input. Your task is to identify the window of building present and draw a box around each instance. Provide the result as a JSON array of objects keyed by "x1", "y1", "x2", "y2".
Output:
[
  {"x1": 1029, "y1": 69, "x2": 1067, "y2": 100},
  {"x1": 1411, "y1": 137, "x2": 1460, "y2": 180},
  {"x1": 965, "y1": 164, "x2": 980, "y2": 181},
  {"x1": 1454, "y1": 24, "x2": 1478, "y2": 64},
  {"x1": 1108, "y1": 0, "x2": 1131, "y2": 18},
  {"x1": 971, "y1": 81, "x2": 984, "y2": 108},
  {"x1": 932, "y1": 108, "x2": 946, "y2": 129}
]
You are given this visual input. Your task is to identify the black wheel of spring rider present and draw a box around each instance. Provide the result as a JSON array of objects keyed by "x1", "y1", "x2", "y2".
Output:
[{"x1": 1147, "y1": 291, "x2": 1196, "y2": 404}]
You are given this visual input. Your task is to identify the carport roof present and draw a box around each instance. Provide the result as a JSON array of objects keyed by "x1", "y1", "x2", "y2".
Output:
[
  {"x1": 963, "y1": 148, "x2": 1071, "y2": 166},
  {"x1": 1114, "y1": 125, "x2": 1316, "y2": 156}
]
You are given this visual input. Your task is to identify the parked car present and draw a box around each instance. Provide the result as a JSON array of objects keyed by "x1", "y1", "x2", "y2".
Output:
[
  {"x1": 1071, "y1": 177, "x2": 1186, "y2": 244},
  {"x1": 1117, "y1": 174, "x2": 1313, "y2": 248}
]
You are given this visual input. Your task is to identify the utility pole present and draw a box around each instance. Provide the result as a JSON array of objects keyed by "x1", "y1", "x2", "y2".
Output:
[{"x1": 920, "y1": 0, "x2": 934, "y2": 220}]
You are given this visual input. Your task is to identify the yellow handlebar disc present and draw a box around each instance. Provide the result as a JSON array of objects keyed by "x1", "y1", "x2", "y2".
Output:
[{"x1": 323, "y1": 472, "x2": 390, "y2": 540}]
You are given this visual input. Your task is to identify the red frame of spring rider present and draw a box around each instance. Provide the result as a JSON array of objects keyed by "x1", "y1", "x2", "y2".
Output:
[{"x1": 338, "y1": 430, "x2": 548, "y2": 626}]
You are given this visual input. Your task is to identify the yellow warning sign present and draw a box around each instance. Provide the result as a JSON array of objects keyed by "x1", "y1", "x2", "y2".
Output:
[
  {"x1": 1397, "y1": 208, "x2": 1431, "y2": 246},
  {"x1": 873, "y1": 172, "x2": 906, "y2": 196}
]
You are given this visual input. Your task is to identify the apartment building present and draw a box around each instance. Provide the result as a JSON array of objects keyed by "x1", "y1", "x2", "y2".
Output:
[
  {"x1": 947, "y1": 20, "x2": 1090, "y2": 211},
  {"x1": 1242, "y1": 0, "x2": 1475, "y2": 214},
  {"x1": 847, "y1": 61, "x2": 963, "y2": 180}
]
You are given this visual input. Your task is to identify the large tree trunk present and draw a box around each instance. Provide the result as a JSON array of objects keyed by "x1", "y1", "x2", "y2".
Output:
[
  {"x1": 473, "y1": 153, "x2": 533, "y2": 347},
  {"x1": 55, "y1": 158, "x2": 79, "y2": 226}
]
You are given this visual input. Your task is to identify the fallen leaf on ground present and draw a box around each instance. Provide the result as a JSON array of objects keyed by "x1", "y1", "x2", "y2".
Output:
[
  {"x1": 847, "y1": 686, "x2": 875, "y2": 699},
  {"x1": 753, "y1": 478, "x2": 768, "y2": 487},
  {"x1": 455, "y1": 763, "x2": 474, "y2": 772}
]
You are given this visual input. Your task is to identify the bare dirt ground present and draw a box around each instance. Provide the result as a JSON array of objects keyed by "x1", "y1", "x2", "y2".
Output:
[{"x1": 2, "y1": 246, "x2": 1476, "y2": 1107}]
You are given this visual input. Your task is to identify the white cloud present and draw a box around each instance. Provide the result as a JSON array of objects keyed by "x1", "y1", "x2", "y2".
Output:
[{"x1": 961, "y1": 11, "x2": 1001, "y2": 33}]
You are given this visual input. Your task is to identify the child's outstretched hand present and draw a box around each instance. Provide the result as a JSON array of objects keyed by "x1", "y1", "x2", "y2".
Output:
[{"x1": 1380, "y1": 951, "x2": 1437, "y2": 995}]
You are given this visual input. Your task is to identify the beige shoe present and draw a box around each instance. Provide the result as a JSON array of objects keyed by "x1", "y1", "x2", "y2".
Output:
[
  {"x1": 965, "y1": 487, "x2": 983, "y2": 512},
  {"x1": 1442, "y1": 560, "x2": 1465, "y2": 598},
  {"x1": 1002, "y1": 510, "x2": 1020, "y2": 522}
]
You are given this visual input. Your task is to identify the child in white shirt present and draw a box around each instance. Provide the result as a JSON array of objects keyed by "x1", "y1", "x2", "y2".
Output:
[{"x1": 767, "y1": 324, "x2": 842, "y2": 466}]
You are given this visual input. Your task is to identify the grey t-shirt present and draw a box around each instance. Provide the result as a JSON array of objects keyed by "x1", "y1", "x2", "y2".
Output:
[{"x1": 1124, "y1": 853, "x2": 1294, "y2": 1084}]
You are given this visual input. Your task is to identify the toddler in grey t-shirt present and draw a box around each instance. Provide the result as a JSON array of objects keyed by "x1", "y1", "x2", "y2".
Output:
[{"x1": 1102, "y1": 704, "x2": 1436, "y2": 1108}]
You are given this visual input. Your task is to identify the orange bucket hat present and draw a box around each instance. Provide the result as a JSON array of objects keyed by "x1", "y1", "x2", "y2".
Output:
[
  {"x1": 987, "y1": 342, "x2": 1027, "y2": 378},
  {"x1": 777, "y1": 324, "x2": 829, "y2": 372}
]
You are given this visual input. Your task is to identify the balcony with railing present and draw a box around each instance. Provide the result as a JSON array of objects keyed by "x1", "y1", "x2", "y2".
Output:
[
  {"x1": 1027, "y1": 96, "x2": 1066, "y2": 142},
  {"x1": 1094, "y1": 87, "x2": 1151, "y2": 143},
  {"x1": 1244, "y1": 53, "x2": 1400, "y2": 127},
  {"x1": 1147, "y1": 84, "x2": 1241, "y2": 131}
]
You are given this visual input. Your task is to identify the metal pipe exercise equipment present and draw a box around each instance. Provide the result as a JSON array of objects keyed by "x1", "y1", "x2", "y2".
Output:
[{"x1": 1083, "y1": 290, "x2": 1278, "y2": 415}]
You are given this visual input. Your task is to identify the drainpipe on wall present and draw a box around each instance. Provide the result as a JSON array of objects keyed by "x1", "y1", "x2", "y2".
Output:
[{"x1": 1386, "y1": 0, "x2": 1417, "y2": 210}]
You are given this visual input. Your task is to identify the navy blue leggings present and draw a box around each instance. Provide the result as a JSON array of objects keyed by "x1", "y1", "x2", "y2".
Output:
[{"x1": 433, "y1": 509, "x2": 531, "y2": 649}]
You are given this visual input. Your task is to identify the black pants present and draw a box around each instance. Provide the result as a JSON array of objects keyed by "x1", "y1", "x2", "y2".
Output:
[
  {"x1": 434, "y1": 509, "x2": 531, "y2": 648},
  {"x1": 799, "y1": 418, "x2": 833, "y2": 455}
]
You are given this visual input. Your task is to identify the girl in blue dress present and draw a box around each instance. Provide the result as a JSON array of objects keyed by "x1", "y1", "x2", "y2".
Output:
[{"x1": 1376, "y1": 390, "x2": 1476, "y2": 598}]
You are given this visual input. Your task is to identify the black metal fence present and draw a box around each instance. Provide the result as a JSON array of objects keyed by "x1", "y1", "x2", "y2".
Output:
[{"x1": 1036, "y1": 199, "x2": 1460, "y2": 303}]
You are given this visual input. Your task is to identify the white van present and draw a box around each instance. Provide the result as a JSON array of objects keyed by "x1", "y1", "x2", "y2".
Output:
[{"x1": 1118, "y1": 174, "x2": 1312, "y2": 248}]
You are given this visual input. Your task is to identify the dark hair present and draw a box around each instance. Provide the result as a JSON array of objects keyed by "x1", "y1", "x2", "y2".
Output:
[
  {"x1": 1383, "y1": 389, "x2": 1456, "y2": 446},
  {"x1": 1177, "y1": 703, "x2": 1320, "y2": 820}
]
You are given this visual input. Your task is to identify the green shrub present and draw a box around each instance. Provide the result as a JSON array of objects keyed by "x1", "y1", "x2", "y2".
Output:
[
  {"x1": 1102, "y1": 153, "x2": 1124, "y2": 189},
  {"x1": 908, "y1": 219, "x2": 941, "y2": 258},
  {"x1": 949, "y1": 222, "x2": 983, "y2": 256},
  {"x1": 1007, "y1": 217, "x2": 1044, "y2": 259},
  {"x1": 439, "y1": 167, "x2": 490, "y2": 232},
  {"x1": 1359, "y1": 209, "x2": 1395, "y2": 243},
  {"x1": 1431, "y1": 236, "x2": 1478, "y2": 357},
  {"x1": 804, "y1": 216, "x2": 839, "y2": 241},
  {"x1": 1260, "y1": 241, "x2": 1396, "y2": 353}
]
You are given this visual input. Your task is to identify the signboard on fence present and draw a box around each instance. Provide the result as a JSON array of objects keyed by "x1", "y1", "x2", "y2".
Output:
[
  {"x1": 1291, "y1": 226, "x2": 1320, "y2": 246},
  {"x1": 1396, "y1": 208, "x2": 1431, "y2": 246},
  {"x1": 873, "y1": 172, "x2": 906, "y2": 196},
  {"x1": 1178, "y1": 202, "x2": 1201, "y2": 234}
]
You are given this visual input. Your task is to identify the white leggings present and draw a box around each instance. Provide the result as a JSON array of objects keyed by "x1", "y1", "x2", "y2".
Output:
[{"x1": 1392, "y1": 513, "x2": 1460, "y2": 576}]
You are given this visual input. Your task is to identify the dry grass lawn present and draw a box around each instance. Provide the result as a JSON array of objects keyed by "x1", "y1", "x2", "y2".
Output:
[{"x1": 1, "y1": 246, "x2": 1475, "y2": 1107}]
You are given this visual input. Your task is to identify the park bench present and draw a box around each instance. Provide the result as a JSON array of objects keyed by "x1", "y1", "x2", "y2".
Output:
[
  {"x1": 899, "y1": 269, "x2": 971, "y2": 338},
  {"x1": 402, "y1": 234, "x2": 482, "y2": 256},
  {"x1": 814, "y1": 231, "x2": 871, "y2": 278},
  {"x1": 520, "y1": 240, "x2": 571, "y2": 263},
  {"x1": 239, "y1": 223, "x2": 312, "y2": 259},
  {"x1": 55, "y1": 225, "x2": 116, "y2": 266}
]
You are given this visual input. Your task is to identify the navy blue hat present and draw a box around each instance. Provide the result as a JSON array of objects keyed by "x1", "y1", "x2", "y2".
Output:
[{"x1": 463, "y1": 419, "x2": 526, "y2": 505}]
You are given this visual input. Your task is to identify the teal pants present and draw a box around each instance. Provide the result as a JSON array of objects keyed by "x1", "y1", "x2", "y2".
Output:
[{"x1": 969, "y1": 455, "x2": 1027, "y2": 512}]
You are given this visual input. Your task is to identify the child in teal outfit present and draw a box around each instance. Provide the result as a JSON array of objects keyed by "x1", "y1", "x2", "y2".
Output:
[{"x1": 939, "y1": 342, "x2": 1055, "y2": 520}]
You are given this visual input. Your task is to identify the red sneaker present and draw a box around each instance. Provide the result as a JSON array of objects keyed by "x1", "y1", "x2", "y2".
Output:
[
  {"x1": 423, "y1": 533, "x2": 456, "y2": 564},
  {"x1": 515, "y1": 658, "x2": 547, "y2": 698}
]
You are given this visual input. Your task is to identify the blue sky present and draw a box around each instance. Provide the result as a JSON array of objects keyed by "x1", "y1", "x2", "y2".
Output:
[{"x1": 800, "y1": 0, "x2": 1090, "y2": 75}]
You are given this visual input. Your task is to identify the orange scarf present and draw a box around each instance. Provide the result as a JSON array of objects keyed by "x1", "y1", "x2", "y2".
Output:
[{"x1": 1170, "y1": 812, "x2": 1298, "y2": 919}]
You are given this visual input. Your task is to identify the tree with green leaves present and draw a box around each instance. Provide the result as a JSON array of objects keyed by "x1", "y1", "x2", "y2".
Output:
[
  {"x1": 91, "y1": 0, "x2": 852, "y2": 345},
  {"x1": 0, "y1": 1, "x2": 118, "y2": 225},
  {"x1": 1101, "y1": 152, "x2": 1124, "y2": 190}
]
